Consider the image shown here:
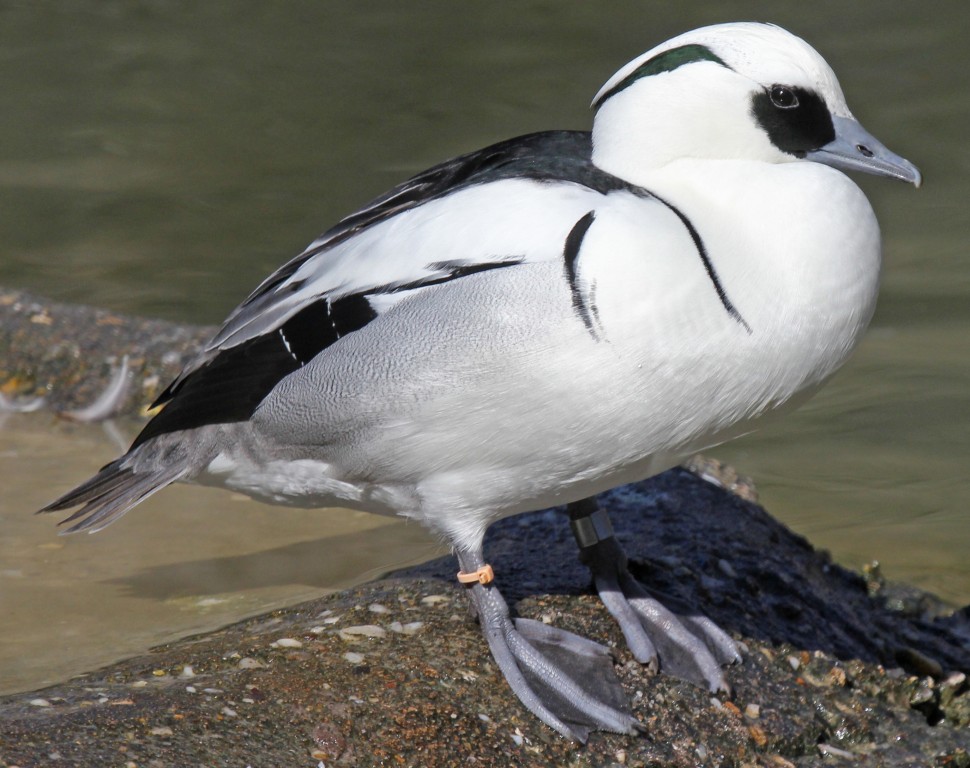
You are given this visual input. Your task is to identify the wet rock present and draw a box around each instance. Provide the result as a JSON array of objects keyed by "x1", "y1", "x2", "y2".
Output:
[
  {"x1": 0, "y1": 287, "x2": 210, "y2": 416},
  {"x1": 1, "y1": 470, "x2": 968, "y2": 767}
]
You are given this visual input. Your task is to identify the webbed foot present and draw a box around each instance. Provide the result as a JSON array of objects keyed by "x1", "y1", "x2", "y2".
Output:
[
  {"x1": 457, "y1": 549, "x2": 641, "y2": 742},
  {"x1": 568, "y1": 498, "x2": 741, "y2": 694}
]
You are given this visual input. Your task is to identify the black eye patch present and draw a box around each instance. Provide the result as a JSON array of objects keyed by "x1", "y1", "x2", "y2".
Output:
[{"x1": 752, "y1": 85, "x2": 835, "y2": 156}]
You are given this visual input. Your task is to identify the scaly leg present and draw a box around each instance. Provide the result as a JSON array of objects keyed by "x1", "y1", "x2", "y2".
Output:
[
  {"x1": 455, "y1": 547, "x2": 641, "y2": 742},
  {"x1": 567, "y1": 497, "x2": 741, "y2": 693}
]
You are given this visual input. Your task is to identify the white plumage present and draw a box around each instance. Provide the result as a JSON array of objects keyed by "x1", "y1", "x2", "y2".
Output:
[{"x1": 42, "y1": 22, "x2": 920, "y2": 740}]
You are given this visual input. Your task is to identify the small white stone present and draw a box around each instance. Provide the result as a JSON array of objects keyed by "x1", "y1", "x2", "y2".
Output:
[
  {"x1": 420, "y1": 595, "x2": 450, "y2": 606},
  {"x1": 185, "y1": 686, "x2": 197, "y2": 694},
  {"x1": 388, "y1": 621, "x2": 423, "y2": 635},
  {"x1": 368, "y1": 603, "x2": 390, "y2": 614},
  {"x1": 237, "y1": 657, "x2": 265, "y2": 670},
  {"x1": 130, "y1": 681, "x2": 148, "y2": 688},
  {"x1": 29, "y1": 698, "x2": 52, "y2": 707},
  {"x1": 272, "y1": 638, "x2": 303, "y2": 649},
  {"x1": 221, "y1": 707, "x2": 238, "y2": 718},
  {"x1": 787, "y1": 655, "x2": 801, "y2": 671},
  {"x1": 745, "y1": 703, "x2": 761, "y2": 719},
  {"x1": 150, "y1": 726, "x2": 174, "y2": 736},
  {"x1": 338, "y1": 625, "x2": 386, "y2": 641},
  {"x1": 343, "y1": 652, "x2": 366, "y2": 664},
  {"x1": 179, "y1": 665, "x2": 195, "y2": 679}
]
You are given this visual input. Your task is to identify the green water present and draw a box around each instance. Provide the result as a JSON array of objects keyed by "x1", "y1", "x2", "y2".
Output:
[{"x1": 1, "y1": 1, "x2": 968, "y2": 694}]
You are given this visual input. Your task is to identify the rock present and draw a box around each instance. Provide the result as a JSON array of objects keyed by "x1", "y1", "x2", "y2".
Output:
[{"x1": 1, "y1": 471, "x2": 968, "y2": 767}]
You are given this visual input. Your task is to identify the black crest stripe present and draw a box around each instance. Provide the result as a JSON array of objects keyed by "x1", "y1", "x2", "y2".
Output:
[
  {"x1": 594, "y1": 44, "x2": 729, "y2": 109},
  {"x1": 564, "y1": 212, "x2": 599, "y2": 337}
]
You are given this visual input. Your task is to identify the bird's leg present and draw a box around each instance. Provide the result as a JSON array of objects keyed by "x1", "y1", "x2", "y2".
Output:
[
  {"x1": 455, "y1": 547, "x2": 641, "y2": 742},
  {"x1": 567, "y1": 497, "x2": 741, "y2": 694}
]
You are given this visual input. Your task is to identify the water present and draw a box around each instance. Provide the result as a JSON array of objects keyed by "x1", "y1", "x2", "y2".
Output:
[{"x1": 2, "y1": 1, "x2": 968, "y2": 695}]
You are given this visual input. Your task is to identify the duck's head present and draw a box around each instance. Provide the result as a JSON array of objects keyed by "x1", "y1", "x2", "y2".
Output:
[{"x1": 591, "y1": 22, "x2": 921, "y2": 188}]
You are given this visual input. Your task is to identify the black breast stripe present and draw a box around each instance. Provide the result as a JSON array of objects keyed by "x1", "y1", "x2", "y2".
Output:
[
  {"x1": 648, "y1": 192, "x2": 751, "y2": 333},
  {"x1": 563, "y1": 212, "x2": 599, "y2": 338}
]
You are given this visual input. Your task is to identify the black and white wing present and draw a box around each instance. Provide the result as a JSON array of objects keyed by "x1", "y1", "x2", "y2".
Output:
[{"x1": 135, "y1": 131, "x2": 633, "y2": 447}]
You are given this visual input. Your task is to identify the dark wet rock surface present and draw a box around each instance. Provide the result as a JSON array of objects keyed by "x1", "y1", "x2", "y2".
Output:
[
  {"x1": 2, "y1": 289, "x2": 969, "y2": 765},
  {"x1": 2, "y1": 468, "x2": 968, "y2": 767},
  {"x1": 0, "y1": 287, "x2": 210, "y2": 415}
]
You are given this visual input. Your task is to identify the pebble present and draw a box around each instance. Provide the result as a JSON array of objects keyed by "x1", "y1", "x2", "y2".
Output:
[
  {"x1": 150, "y1": 726, "x2": 173, "y2": 736},
  {"x1": 338, "y1": 625, "x2": 386, "y2": 641},
  {"x1": 29, "y1": 698, "x2": 52, "y2": 708},
  {"x1": 420, "y1": 595, "x2": 450, "y2": 606},
  {"x1": 368, "y1": 603, "x2": 390, "y2": 614},
  {"x1": 237, "y1": 657, "x2": 265, "y2": 670},
  {"x1": 744, "y1": 703, "x2": 761, "y2": 719},
  {"x1": 827, "y1": 666, "x2": 848, "y2": 687},
  {"x1": 787, "y1": 655, "x2": 801, "y2": 671},
  {"x1": 221, "y1": 707, "x2": 238, "y2": 718},
  {"x1": 818, "y1": 743, "x2": 855, "y2": 759},
  {"x1": 343, "y1": 652, "x2": 366, "y2": 664},
  {"x1": 942, "y1": 671, "x2": 966, "y2": 688},
  {"x1": 179, "y1": 665, "x2": 196, "y2": 679},
  {"x1": 272, "y1": 638, "x2": 303, "y2": 649},
  {"x1": 388, "y1": 621, "x2": 424, "y2": 635}
]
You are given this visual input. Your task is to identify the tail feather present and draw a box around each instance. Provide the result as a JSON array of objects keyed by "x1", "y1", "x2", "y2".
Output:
[{"x1": 38, "y1": 458, "x2": 187, "y2": 534}]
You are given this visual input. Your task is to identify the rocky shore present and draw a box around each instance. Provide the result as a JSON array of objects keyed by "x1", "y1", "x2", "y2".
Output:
[{"x1": 1, "y1": 288, "x2": 968, "y2": 766}]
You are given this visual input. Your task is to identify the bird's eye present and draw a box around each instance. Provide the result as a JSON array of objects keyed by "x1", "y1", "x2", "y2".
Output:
[{"x1": 769, "y1": 85, "x2": 799, "y2": 109}]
